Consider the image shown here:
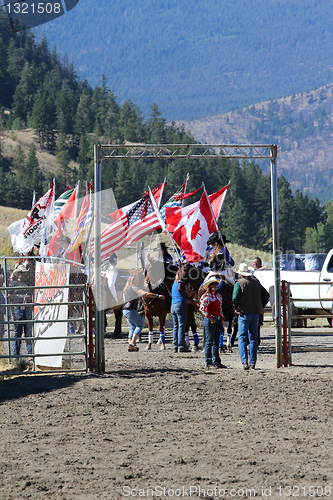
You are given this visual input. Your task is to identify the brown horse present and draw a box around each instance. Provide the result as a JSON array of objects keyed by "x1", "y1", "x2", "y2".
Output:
[
  {"x1": 141, "y1": 261, "x2": 179, "y2": 350},
  {"x1": 143, "y1": 263, "x2": 206, "y2": 351}
]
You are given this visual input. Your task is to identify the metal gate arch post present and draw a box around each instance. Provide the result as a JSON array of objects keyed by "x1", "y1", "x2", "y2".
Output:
[{"x1": 93, "y1": 143, "x2": 280, "y2": 370}]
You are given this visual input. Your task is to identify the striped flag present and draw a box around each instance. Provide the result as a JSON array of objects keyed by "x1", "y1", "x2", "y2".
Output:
[
  {"x1": 95, "y1": 214, "x2": 129, "y2": 260},
  {"x1": 54, "y1": 188, "x2": 75, "y2": 220},
  {"x1": 64, "y1": 187, "x2": 92, "y2": 260},
  {"x1": 126, "y1": 181, "x2": 166, "y2": 245},
  {"x1": 94, "y1": 181, "x2": 166, "y2": 259},
  {"x1": 48, "y1": 185, "x2": 79, "y2": 256}
]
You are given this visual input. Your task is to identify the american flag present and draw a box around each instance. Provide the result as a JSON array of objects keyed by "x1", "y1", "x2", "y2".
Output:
[
  {"x1": 96, "y1": 214, "x2": 129, "y2": 260},
  {"x1": 126, "y1": 182, "x2": 166, "y2": 245},
  {"x1": 95, "y1": 181, "x2": 166, "y2": 259}
]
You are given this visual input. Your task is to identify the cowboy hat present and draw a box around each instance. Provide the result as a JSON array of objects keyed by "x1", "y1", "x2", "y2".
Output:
[
  {"x1": 202, "y1": 276, "x2": 220, "y2": 291},
  {"x1": 237, "y1": 262, "x2": 253, "y2": 276},
  {"x1": 206, "y1": 231, "x2": 230, "y2": 246}
]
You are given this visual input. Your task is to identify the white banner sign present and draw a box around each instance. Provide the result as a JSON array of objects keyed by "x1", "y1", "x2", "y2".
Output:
[{"x1": 34, "y1": 261, "x2": 69, "y2": 367}]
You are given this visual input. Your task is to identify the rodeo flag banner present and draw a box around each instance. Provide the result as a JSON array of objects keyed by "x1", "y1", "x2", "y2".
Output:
[
  {"x1": 34, "y1": 261, "x2": 70, "y2": 368},
  {"x1": 8, "y1": 181, "x2": 55, "y2": 254}
]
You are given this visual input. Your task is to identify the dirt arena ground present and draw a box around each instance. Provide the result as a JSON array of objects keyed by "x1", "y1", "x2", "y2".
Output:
[{"x1": 1, "y1": 324, "x2": 333, "y2": 500}]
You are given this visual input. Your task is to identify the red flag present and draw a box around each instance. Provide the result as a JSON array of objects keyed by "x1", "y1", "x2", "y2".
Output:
[
  {"x1": 48, "y1": 185, "x2": 79, "y2": 256},
  {"x1": 209, "y1": 183, "x2": 230, "y2": 220},
  {"x1": 165, "y1": 183, "x2": 230, "y2": 233},
  {"x1": 172, "y1": 191, "x2": 218, "y2": 263},
  {"x1": 173, "y1": 185, "x2": 202, "y2": 201}
]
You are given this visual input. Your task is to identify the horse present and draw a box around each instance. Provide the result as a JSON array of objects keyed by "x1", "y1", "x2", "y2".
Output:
[{"x1": 141, "y1": 261, "x2": 180, "y2": 350}]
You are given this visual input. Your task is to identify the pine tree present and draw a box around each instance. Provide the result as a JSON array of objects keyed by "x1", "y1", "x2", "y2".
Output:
[
  {"x1": 147, "y1": 103, "x2": 166, "y2": 143},
  {"x1": 31, "y1": 90, "x2": 57, "y2": 150},
  {"x1": 12, "y1": 62, "x2": 38, "y2": 124},
  {"x1": 25, "y1": 144, "x2": 41, "y2": 195},
  {"x1": 0, "y1": 37, "x2": 11, "y2": 108},
  {"x1": 56, "y1": 134, "x2": 71, "y2": 191}
]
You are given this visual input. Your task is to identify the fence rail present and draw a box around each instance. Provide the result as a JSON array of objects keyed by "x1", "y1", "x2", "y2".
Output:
[
  {"x1": 0, "y1": 256, "x2": 91, "y2": 376},
  {"x1": 282, "y1": 280, "x2": 333, "y2": 366}
]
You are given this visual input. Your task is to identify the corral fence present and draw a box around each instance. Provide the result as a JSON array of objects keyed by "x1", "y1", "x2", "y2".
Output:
[
  {"x1": 281, "y1": 280, "x2": 333, "y2": 366},
  {"x1": 0, "y1": 255, "x2": 93, "y2": 376}
]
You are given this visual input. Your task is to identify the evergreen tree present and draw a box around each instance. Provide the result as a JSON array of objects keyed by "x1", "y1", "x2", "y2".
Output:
[
  {"x1": 7, "y1": 39, "x2": 25, "y2": 88},
  {"x1": 56, "y1": 80, "x2": 77, "y2": 140},
  {"x1": 0, "y1": 37, "x2": 11, "y2": 108},
  {"x1": 77, "y1": 134, "x2": 91, "y2": 179},
  {"x1": 120, "y1": 100, "x2": 144, "y2": 142},
  {"x1": 31, "y1": 90, "x2": 57, "y2": 150},
  {"x1": 56, "y1": 134, "x2": 71, "y2": 192},
  {"x1": 104, "y1": 92, "x2": 121, "y2": 142},
  {"x1": 146, "y1": 103, "x2": 166, "y2": 143},
  {"x1": 25, "y1": 144, "x2": 41, "y2": 195},
  {"x1": 13, "y1": 143, "x2": 25, "y2": 174},
  {"x1": 12, "y1": 62, "x2": 38, "y2": 124},
  {"x1": 74, "y1": 90, "x2": 93, "y2": 137}
]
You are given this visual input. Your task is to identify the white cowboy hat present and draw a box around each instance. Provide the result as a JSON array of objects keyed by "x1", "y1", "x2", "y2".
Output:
[
  {"x1": 237, "y1": 262, "x2": 253, "y2": 276},
  {"x1": 202, "y1": 276, "x2": 220, "y2": 291}
]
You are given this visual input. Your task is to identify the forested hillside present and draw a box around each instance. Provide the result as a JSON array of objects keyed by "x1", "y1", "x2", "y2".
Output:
[
  {"x1": 32, "y1": 0, "x2": 333, "y2": 120},
  {"x1": 178, "y1": 84, "x2": 333, "y2": 204},
  {"x1": 1, "y1": 9, "x2": 333, "y2": 255}
]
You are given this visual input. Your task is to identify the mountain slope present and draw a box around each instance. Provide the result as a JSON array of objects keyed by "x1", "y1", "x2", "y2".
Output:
[
  {"x1": 34, "y1": 0, "x2": 333, "y2": 121},
  {"x1": 177, "y1": 84, "x2": 333, "y2": 203}
]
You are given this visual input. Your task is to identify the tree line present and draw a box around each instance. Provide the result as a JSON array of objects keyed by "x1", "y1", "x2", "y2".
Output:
[{"x1": 1, "y1": 10, "x2": 333, "y2": 254}]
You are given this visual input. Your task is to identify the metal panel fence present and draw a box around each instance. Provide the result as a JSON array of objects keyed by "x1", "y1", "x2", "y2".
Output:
[
  {"x1": 0, "y1": 256, "x2": 90, "y2": 376},
  {"x1": 282, "y1": 280, "x2": 333, "y2": 366}
]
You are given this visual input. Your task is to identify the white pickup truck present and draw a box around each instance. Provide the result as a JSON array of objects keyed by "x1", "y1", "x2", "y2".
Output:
[{"x1": 253, "y1": 250, "x2": 333, "y2": 321}]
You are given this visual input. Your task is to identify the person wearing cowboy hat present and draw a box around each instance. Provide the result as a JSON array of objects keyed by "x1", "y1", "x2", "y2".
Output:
[
  {"x1": 199, "y1": 275, "x2": 226, "y2": 368},
  {"x1": 9, "y1": 263, "x2": 34, "y2": 360},
  {"x1": 232, "y1": 263, "x2": 270, "y2": 370},
  {"x1": 147, "y1": 241, "x2": 173, "y2": 265},
  {"x1": 200, "y1": 231, "x2": 234, "y2": 273}
]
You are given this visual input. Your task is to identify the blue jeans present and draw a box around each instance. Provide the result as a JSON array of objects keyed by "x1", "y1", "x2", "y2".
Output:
[
  {"x1": 238, "y1": 312, "x2": 259, "y2": 365},
  {"x1": 123, "y1": 309, "x2": 144, "y2": 339},
  {"x1": 204, "y1": 316, "x2": 222, "y2": 367},
  {"x1": 171, "y1": 302, "x2": 187, "y2": 351},
  {"x1": 13, "y1": 307, "x2": 33, "y2": 356}
]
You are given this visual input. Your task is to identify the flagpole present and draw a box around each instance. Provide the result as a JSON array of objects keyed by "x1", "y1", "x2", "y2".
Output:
[
  {"x1": 182, "y1": 173, "x2": 190, "y2": 208},
  {"x1": 94, "y1": 144, "x2": 104, "y2": 373},
  {"x1": 148, "y1": 186, "x2": 183, "y2": 262},
  {"x1": 202, "y1": 181, "x2": 222, "y2": 241}
]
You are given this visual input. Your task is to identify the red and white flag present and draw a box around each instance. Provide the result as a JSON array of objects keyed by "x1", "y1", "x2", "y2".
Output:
[
  {"x1": 95, "y1": 181, "x2": 166, "y2": 259},
  {"x1": 48, "y1": 184, "x2": 79, "y2": 256},
  {"x1": 172, "y1": 190, "x2": 219, "y2": 263},
  {"x1": 95, "y1": 214, "x2": 129, "y2": 261},
  {"x1": 208, "y1": 183, "x2": 230, "y2": 220},
  {"x1": 126, "y1": 181, "x2": 166, "y2": 245},
  {"x1": 165, "y1": 183, "x2": 230, "y2": 233}
]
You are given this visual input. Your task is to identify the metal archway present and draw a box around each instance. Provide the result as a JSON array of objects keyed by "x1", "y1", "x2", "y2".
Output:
[{"x1": 93, "y1": 143, "x2": 280, "y2": 371}]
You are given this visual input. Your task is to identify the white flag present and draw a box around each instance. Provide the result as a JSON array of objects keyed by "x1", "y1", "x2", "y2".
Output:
[{"x1": 8, "y1": 182, "x2": 55, "y2": 254}]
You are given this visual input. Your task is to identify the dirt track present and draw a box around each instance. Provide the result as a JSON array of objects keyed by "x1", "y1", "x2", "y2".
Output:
[{"x1": 1, "y1": 326, "x2": 333, "y2": 500}]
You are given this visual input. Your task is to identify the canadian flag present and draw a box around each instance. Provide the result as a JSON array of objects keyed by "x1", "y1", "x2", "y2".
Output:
[
  {"x1": 172, "y1": 191, "x2": 218, "y2": 262},
  {"x1": 166, "y1": 183, "x2": 229, "y2": 233}
]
